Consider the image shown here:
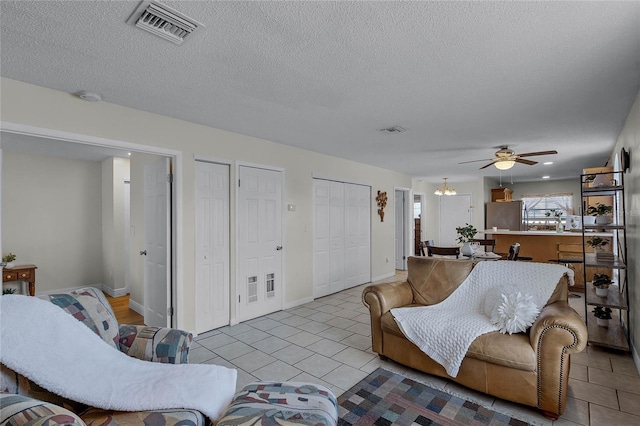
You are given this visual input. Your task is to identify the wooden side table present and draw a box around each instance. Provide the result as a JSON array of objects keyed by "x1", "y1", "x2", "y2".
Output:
[{"x1": 2, "y1": 264, "x2": 37, "y2": 296}]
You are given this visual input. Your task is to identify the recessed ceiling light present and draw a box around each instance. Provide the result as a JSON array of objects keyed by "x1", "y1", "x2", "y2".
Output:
[
  {"x1": 127, "y1": 152, "x2": 132, "y2": 156},
  {"x1": 542, "y1": 176, "x2": 550, "y2": 179},
  {"x1": 543, "y1": 161, "x2": 553, "y2": 165}
]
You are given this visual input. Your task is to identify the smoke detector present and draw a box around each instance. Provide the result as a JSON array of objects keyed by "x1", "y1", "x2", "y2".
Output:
[
  {"x1": 76, "y1": 91, "x2": 102, "y2": 102},
  {"x1": 127, "y1": 1, "x2": 204, "y2": 45},
  {"x1": 378, "y1": 125, "x2": 407, "y2": 134}
]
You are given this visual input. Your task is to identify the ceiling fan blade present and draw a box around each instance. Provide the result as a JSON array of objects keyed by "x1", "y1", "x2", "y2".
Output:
[
  {"x1": 458, "y1": 158, "x2": 494, "y2": 164},
  {"x1": 515, "y1": 158, "x2": 537, "y2": 165},
  {"x1": 479, "y1": 162, "x2": 496, "y2": 170},
  {"x1": 517, "y1": 150, "x2": 558, "y2": 158}
]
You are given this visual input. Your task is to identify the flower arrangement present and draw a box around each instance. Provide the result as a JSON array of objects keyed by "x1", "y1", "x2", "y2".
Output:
[
  {"x1": 455, "y1": 223, "x2": 478, "y2": 243},
  {"x1": 544, "y1": 209, "x2": 563, "y2": 222},
  {"x1": 2, "y1": 253, "x2": 16, "y2": 263}
]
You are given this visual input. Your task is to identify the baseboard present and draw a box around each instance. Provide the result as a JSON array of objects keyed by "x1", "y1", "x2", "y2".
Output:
[
  {"x1": 371, "y1": 271, "x2": 395, "y2": 282},
  {"x1": 283, "y1": 296, "x2": 314, "y2": 310},
  {"x1": 101, "y1": 286, "x2": 127, "y2": 298},
  {"x1": 128, "y1": 298, "x2": 144, "y2": 316}
]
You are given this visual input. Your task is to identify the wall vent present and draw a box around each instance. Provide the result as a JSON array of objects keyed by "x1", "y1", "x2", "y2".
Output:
[{"x1": 127, "y1": 1, "x2": 204, "y2": 45}]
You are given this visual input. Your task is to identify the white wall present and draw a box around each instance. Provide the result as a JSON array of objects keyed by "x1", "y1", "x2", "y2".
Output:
[
  {"x1": 0, "y1": 77, "x2": 412, "y2": 330},
  {"x1": 610, "y1": 90, "x2": 640, "y2": 368},
  {"x1": 1, "y1": 151, "x2": 103, "y2": 293}
]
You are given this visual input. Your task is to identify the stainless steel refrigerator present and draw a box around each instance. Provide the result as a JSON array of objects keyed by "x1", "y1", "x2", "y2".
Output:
[{"x1": 485, "y1": 201, "x2": 524, "y2": 231}]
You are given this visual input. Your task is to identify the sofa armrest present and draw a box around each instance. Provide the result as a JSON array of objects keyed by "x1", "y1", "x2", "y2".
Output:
[
  {"x1": 529, "y1": 301, "x2": 587, "y2": 416},
  {"x1": 118, "y1": 325, "x2": 193, "y2": 364},
  {"x1": 362, "y1": 281, "x2": 413, "y2": 354}
]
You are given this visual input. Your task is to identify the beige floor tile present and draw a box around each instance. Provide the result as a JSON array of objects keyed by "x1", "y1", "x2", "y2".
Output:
[
  {"x1": 231, "y1": 350, "x2": 276, "y2": 373},
  {"x1": 307, "y1": 338, "x2": 347, "y2": 357},
  {"x1": 618, "y1": 390, "x2": 640, "y2": 416},
  {"x1": 307, "y1": 311, "x2": 336, "y2": 323},
  {"x1": 286, "y1": 307, "x2": 317, "y2": 317},
  {"x1": 251, "y1": 360, "x2": 301, "y2": 381},
  {"x1": 346, "y1": 322, "x2": 371, "y2": 336},
  {"x1": 558, "y1": 397, "x2": 589, "y2": 425},
  {"x1": 286, "y1": 330, "x2": 323, "y2": 347},
  {"x1": 325, "y1": 317, "x2": 357, "y2": 329},
  {"x1": 279, "y1": 315, "x2": 312, "y2": 327},
  {"x1": 334, "y1": 309, "x2": 361, "y2": 319},
  {"x1": 317, "y1": 326, "x2": 353, "y2": 342},
  {"x1": 302, "y1": 320, "x2": 332, "y2": 334},
  {"x1": 234, "y1": 368, "x2": 258, "y2": 392},
  {"x1": 246, "y1": 317, "x2": 283, "y2": 331},
  {"x1": 569, "y1": 363, "x2": 588, "y2": 382},
  {"x1": 322, "y1": 364, "x2": 369, "y2": 390},
  {"x1": 250, "y1": 336, "x2": 290, "y2": 354},
  {"x1": 340, "y1": 333, "x2": 371, "y2": 350},
  {"x1": 315, "y1": 304, "x2": 342, "y2": 314},
  {"x1": 268, "y1": 324, "x2": 302, "y2": 339},
  {"x1": 332, "y1": 347, "x2": 376, "y2": 369},
  {"x1": 570, "y1": 351, "x2": 612, "y2": 371},
  {"x1": 588, "y1": 367, "x2": 640, "y2": 395},
  {"x1": 590, "y1": 403, "x2": 640, "y2": 426},
  {"x1": 567, "y1": 378, "x2": 619, "y2": 409},
  {"x1": 271, "y1": 344, "x2": 314, "y2": 364},
  {"x1": 213, "y1": 341, "x2": 255, "y2": 360},
  {"x1": 611, "y1": 357, "x2": 640, "y2": 376},
  {"x1": 233, "y1": 328, "x2": 271, "y2": 344},
  {"x1": 294, "y1": 353, "x2": 341, "y2": 378},
  {"x1": 188, "y1": 346, "x2": 217, "y2": 363},
  {"x1": 196, "y1": 332, "x2": 237, "y2": 350}
]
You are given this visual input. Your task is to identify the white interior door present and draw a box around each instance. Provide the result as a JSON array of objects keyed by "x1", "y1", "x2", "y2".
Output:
[
  {"x1": 124, "y1": 181, "x2": 131, "y2": 294},
  {"x1": 195, "y1": 161, "x2": 230, "y2": 333},
  {"x1": 345, "y1": 183, "x2": 370, "y2": 287},
  {"x1": 395, "y1": 190, "x2": 406, "y2": 269},
  {"x1": 313, "y1": 179, "x2": 345, "y2": 297},
  {"x1": 439, "y1": 194, "x2": 472, "y2": 246},
  {"x1": 237, "y1": 166, "x2": 283, "y2": 322},
  {"x1": 144, "y1": 158, "x2": 171, "y2": 327}
]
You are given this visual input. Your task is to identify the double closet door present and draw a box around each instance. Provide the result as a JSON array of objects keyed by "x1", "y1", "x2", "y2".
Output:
[{"x1": 313, "y1": 179, "x2": 371, "y2": 298}]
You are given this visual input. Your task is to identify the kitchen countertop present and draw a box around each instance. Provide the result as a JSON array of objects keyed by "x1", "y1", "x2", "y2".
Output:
[{"x1": 482, "y1": 229, "x2": 614, "y2": 237}]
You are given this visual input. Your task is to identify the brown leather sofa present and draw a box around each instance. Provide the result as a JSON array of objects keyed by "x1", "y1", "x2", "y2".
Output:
[{"x1": 363, "y1": 256, "x2": 587, "y2": 419}]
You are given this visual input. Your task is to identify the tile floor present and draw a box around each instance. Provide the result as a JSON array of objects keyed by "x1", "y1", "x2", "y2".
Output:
[{"x1": 191, "y1": 272, "x2": 640, "y2": 425}]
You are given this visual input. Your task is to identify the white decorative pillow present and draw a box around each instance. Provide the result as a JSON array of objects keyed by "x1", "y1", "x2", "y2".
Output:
[{"x1": 483, "y1": 286, "x2": 540, "y2": 335}]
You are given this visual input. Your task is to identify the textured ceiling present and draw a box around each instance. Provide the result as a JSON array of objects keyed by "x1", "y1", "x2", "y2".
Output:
[{"x1": 1, "y1": 1, "x2": 639, "y2": 182}]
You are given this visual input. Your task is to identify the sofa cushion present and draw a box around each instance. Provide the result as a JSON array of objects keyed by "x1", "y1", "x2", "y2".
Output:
[
  {"x1": 382, "y1": 311, "x2": 536, "y2": 372},
  {"x1": 407, "y1": 257, "x2": 474, "y2": 305},
  {"x1": 80, "y1": 408, "x2": 206, "y2": 426},
  {"x1": 0, "y1": 393, "x2": 86, "y2": 426},
  {"x1": 41, "y1": 288, "x2": 120, "y2": 350}
]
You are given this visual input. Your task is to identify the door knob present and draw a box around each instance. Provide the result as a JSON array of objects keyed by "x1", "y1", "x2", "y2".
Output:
[
  {"x1": 140, "y1": 250, "x2": 147, "y2": 256},
  {"x1": 276, "y1": 246, "x2": 283, "y2": 251}
]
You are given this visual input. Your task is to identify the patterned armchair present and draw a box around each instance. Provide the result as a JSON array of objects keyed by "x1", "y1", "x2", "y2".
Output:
[{"x1": 1, "y1": 287, "x2": 203, "y2": 426}]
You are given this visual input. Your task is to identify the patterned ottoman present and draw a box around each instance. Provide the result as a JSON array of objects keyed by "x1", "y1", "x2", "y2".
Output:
[{"x1": 217, "y1": 382, "x2": 338, "y2": 426}]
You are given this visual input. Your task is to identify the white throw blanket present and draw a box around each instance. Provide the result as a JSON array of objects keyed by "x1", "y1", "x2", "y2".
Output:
[
  {"x1": 0, "y1": 295, "x2": 237, "y2": 422},
  {"x1": 391, "y1": 261, "x2": 571, "y2": 378}
]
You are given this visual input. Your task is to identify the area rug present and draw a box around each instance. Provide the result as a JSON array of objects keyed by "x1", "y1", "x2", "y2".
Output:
[{"x1": 337, "y1": 368, "x2": 529, "y2": 426}]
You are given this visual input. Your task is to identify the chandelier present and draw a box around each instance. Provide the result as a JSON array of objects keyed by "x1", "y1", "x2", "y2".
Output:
[{"x1": 434, "y1": 178, "x2": 456, "y2": 196}]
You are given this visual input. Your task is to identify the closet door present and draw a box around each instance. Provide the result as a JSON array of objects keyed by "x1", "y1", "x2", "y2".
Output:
[{"x1": 313, "y1": 179, "x2": 370, "y2": 296}]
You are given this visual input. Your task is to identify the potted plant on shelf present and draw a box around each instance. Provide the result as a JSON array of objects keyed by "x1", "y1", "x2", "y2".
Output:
[
  {"x1": 545, "y1": 209, "x2": 564, "y2": 232},
  {"x1": 592, "y1": 273, "x2": 613, "y2": 297},
  {"x1": 455, "y1": 223, "x2": 478, "y2": 257},
  {"x1": 586, "y1": 236, "x2": 609, "y2": 252},
  {"x1": 2, "y1": 253, "x2": 16, "y2": 269},
  {"x1": 592, "y1": 306, "x2": 613, "y2": 327},
  {"x1": 586, "y1": 203, "x2": 613, "y2": 225}
]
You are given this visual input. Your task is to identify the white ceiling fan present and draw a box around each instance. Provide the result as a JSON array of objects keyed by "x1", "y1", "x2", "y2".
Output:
[{"x1": 458, "y1": 146, "x2": 558, "y2": 170}]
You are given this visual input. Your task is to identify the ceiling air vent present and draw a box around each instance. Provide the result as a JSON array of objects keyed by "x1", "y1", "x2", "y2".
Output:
[
  {"x1": 378, "y1": 126, "x2": 407, "y2": 134},
  {"x1": 127, "y1": 1, "x2": 203, "y2": 45}
]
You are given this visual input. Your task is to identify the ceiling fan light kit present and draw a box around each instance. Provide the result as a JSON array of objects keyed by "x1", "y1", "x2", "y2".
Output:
[
  {"x1": 494, "y1": 159, "x2": 515, "y2": 170},
  {"x1": 435, "y1": 178, "x2": 456, "y2": 196}
]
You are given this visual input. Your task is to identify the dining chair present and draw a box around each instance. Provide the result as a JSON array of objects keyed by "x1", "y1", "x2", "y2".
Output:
[
  {"x1": 470, "y1": 238, "x2": 496, "y2": 253},
  {"x1": 426, "y1": 245, "x2": 461, "y2": 259}
]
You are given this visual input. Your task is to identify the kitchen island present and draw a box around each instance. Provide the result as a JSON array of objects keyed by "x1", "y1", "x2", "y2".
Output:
[{"x1": 483, "y1": 229, "x2": 614, "y2": 288}]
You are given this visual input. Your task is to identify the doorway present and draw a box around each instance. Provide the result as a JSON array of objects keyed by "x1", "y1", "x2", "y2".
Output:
[
  {"x1": 439, "y1": 194, "x2": 472, "y2": 246},
  {"x1": 395, "y1": 189, "x2": 410, "y2": 270}
]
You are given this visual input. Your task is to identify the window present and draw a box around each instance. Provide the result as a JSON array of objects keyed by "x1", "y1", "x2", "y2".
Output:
[{"x1": 521, "y1": 193, "x2": 573, "y2": 230}]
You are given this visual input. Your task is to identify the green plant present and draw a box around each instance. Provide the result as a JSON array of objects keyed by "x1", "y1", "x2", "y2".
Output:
[
  {"x1": 455, "y1": 223, "x2": 478, "y2": 243},
  {"x1": 586, "y1": 203, "x2": 613, "y2": 217},
  {"x1": 2, "y1": 288, "x2": 16, "y2": 295},
  {"x1": 2, "y1": 253, "x2": 16, "y2": 263},
  {"x1": 592, "y1": 306, "x2": 612, "y2": 320},
  {"x1": 586, "y1": 236, "x2": 609, "y2": 249},
  {"x1": 592, "y1": 273, "x2": 613, "y2": 289}
]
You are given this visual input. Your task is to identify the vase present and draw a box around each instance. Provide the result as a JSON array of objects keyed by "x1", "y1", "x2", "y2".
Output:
[
  {"x1": 583, "y1": 216, "x2": 596, "y2": 226},
  {"x1": 460, "y1": 242, "x2": 475, "y2": 257},
  {"x1": 556, "y1": 222, "x2": 563, "y2": 233},
  {"x1": 595, "y1": 287, "x2": 609, "y2": 297},
  {"x1": 596, "y1": 215, "x2": 611, "y2": 225},
  {"x1": 596, "y1": 318, "x2": 609, "y2": 327},
  {"x1": 4, "y1": 262, "x2": 14, "y2": 269}
]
